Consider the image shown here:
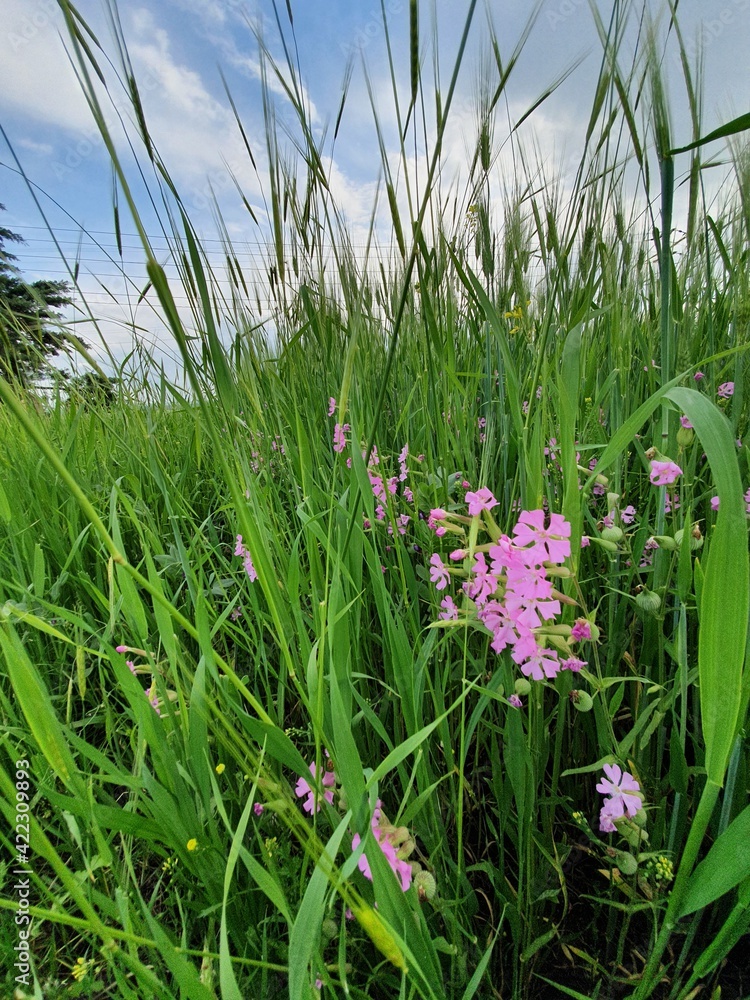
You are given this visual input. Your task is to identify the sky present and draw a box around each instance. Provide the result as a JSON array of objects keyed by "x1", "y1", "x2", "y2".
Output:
[{"x1": 1, "y1": 0, "x2": 749, "y2": 375}]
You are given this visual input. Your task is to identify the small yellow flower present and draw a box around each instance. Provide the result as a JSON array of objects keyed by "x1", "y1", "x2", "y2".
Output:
[
  {"x1": 186, "y1": 838, "x2": 198, "y2": 852},
  {"x1": 215, "y1": 763, "x2": 225, "y2": 775},
  {"x1": 71, "y1": 957, "x2": 90, "y2": 982}
]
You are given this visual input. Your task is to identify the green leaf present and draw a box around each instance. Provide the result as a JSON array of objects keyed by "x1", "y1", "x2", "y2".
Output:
[
  {"x1": 678, "y1": 805, "x2": 750, "y2": 917},
  {"x1": 669, "y1": 111, "x2": 750, "y2": 155},
  {"x1": 666, "y1": 388, "x2": 749, "y2": 784}
]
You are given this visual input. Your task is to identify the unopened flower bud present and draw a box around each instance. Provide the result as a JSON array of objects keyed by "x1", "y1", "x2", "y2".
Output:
[
  {"x1": 651, "y1": 535, "x2": 677, "y2": 551},
  {"x1": 601, "y1": 525, "x2": 624, "y2": 543},
  {"x1": 589, "y1": 537, "x2": 619, "y2": 553},
  {"x1": 514, "y1": 678, "x2": 532, "y2": 696},
  {"x1": 606, "y1": 492, "x2": 620, "y2": 510}
]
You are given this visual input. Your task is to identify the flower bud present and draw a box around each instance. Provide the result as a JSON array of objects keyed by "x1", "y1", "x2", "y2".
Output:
[
  {"x1": 650, "y1": 535, "x2": 677, "y2": 551},
  {"x1": 588, "y1": 537, "x2": 619, "y2": 553},
  {"x1": 601, "y1": 525, "x2": 624, "y2": 543},
  {"x1": 606, "y1": 492, "x2": 621, "y2": 510},
  {"x1": 514, "y1": 678, "x2": 532, "y2": 696}
]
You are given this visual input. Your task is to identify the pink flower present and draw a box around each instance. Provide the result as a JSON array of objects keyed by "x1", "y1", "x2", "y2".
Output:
[
  {"x1": 620, "y1": 505, "x2": 636, "y2": 525},
  {"x1": 596, "y1": 764, "x2": 641, "y2": 831},
  {"x1": 717, "y1": 382, "x2": 734, "y2": 398},
  {"x1": 439, "y1": 595, "x2": 458, "y2": 620},
  {"x1": 333, "y1": 423, "x2": 347, "y2": 453},
  {"x1": 694, "y1": 371, "x2": 705, "y2": 381},
  {"x1": 517, "y1": 646, "x2": 561, "y2": 681},
  {"x1": 465, "y1": 487, "x2": 498, "y2": 516},
  {"x1": 328, "y1": 397, "x2": 336, "y2": 416},
  {"x1": 561, "y1": 657, "x2": 586, "y2": 673},
  {"x1": 253, "y1": 802, "x2": 264, "y2": 816},
  {"x1": 295, "y1": 759, "x2": 336, "y2": 814},
  {"x1": 512, "y1": 510, "x2": 571, "y2": 565},
  {"x1": 649, "y1": 460, "x2": 682, "y2": 486},
  {"x1": 429, "y1": 553, "x2": 450, "y2": 590},
  {"x1": 680, "y1": 415, "x2": 693, "y2": 429},
  {"x1": 710, "y1": 496, "x2": 720, "y2": 511},
  {"x1": 580, "y1": 535, "x2": 590, "y2": 548},
  {"x1": 508, "y1": 694, "x2": 523, "y2": 708},
  {"x1": 571, "y1": 619, "x2": 591, "y2": 642}
]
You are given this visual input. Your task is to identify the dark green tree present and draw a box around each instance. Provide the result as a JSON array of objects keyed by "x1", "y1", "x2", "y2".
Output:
[{"x1": 0, "y1": 204, "x2": 79, "y2": 383}]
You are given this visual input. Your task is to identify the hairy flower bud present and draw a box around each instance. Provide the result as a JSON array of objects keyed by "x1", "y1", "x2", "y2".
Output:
[
  {"x1": 601, "y1": 525, "x2": 624, "y2": 543},
  {"x1": 635, "y1": 588, "x2": 661, "y2": 613},
  {"x1": 414, "y1": 870, "x2": 437, "y2": 901}
]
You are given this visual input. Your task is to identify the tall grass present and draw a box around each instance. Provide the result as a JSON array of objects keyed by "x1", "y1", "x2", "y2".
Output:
[{"x1": 1, "y1": 1, "x2": 749, "y2": 998}]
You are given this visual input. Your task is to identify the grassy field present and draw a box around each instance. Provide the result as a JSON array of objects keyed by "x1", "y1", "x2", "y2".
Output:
[{"x1": 1, "y1": 2, "x2": 750, "y2": 998}]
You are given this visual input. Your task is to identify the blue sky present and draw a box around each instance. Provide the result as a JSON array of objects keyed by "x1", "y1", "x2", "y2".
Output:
[{"x1": 1, "y1": 0, "x2": 749, "y2": 372}]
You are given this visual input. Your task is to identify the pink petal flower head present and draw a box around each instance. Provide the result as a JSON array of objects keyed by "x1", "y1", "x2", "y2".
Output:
[
  {"x1": 115, "y1": 644, "x2": 128, "y2": 654},
  {"x1": 561, "y1": 657, "x2": 586, "y2": 673},
  {"x1": 333, "y1": 423, "x2": 347, "y2": 453},
  {"x1": 680, "y1": 415, "x2": 693, "y2": 429},
  {"x1": 295, "y1": 759, "x2": 336, "y2": 814},
  {"x1": 512, "y1": 509, "x2": 571, "y2": 565},
  {"x1": 649, "y1": 460, "x2": 682, "y2": 486},
  {"x1": 465, "y1": 487, "x2": 498, "y2": 517},
  {"x1": 596, "y1": 763, "x2": 642, "y2": 827},
  {"x1": 242, "y1": 553, "x2": 257, "y2": 582},
  {"x1": 710, "y1": 495, "x2": 720, "y2": 512},
  {"x1": 328, "y1": 397, "x2": 336, "y2": 416},
  {"x1": 430, "y1": 508, "x2": 448, "y2": 521},
  {"x1": 571, "y1": 619, "x2": 592, "y2": 642},
  {"x1": 508, "y1": 694, "x2": 523, "y2": 708},
  {"x1": 253, "y1": 802, "x2": 264, "y2": 816},
  {"x1": 234, "y1": 534, "x2": 245, "y2": 557},
  {"x1": 693, "y1": 371, "x2": 705, "y2": 381},
  {"x1": 439, "y1": 595, "x2": 458, "y2": 620},
  {"x1": 580, "y1": 535, "x2": 590, "y2": 548},
  {"x1": 717, "y1": 382, "x2": 734, "y2": 398},
  {"x1": 620, "y1": 505, "x2": 636, "y2": 525},
  {"x1": 429, "y1": 553, "x2": 450, "y2": 590}
]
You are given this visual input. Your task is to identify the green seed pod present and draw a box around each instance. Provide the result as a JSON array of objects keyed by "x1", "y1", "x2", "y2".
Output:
[
  {"x1": 514, "y1": 678, "x2": 532, "y2": 696},
  {"x1": 414, "y1": 870, "x2": 437, "y2": 901},
  {"x1": 601, "y1": 525, "x2": 624, "y2": 543},
  {"x1": 674, "y1": 526, "x2": 703, "y2": 551},
  {"x1": 606, "y1": 492, "x2": 621, "y2": 510},
  {"x1": 589, "y1": 537, "x2": 619, "y2": 553},
  {"x1": 615, "y1": 851, "x2": 638, "y2": 876},
  {"x1": 676, "y1": 426, "x2": 694, "y2": 449},
  {"x1": 322, "y1": 918, "x2": 338, "y2": 941},
  {"x1": 635, "y1": 588, "x2": 661, "y2": 613},
  {"x1": 570, "y1": 689, "x2": 593, "y2": 712}
]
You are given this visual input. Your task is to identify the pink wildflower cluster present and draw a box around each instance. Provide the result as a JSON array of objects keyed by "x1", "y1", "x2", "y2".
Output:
[
  {"x1": 363, "y1": 444, "x2": 418, "y2": 536},
  {"x1": 429, "y1": 495, "x2": 582, "y2": 682},
  {"x1": 596, "y1": 764, "x2": 642, "y2": 833},
  {"x1": 352, "y1": 801, "x2": 414, "y2": 892},
  {"x1": 234, "y1": 534, "x2": 257, "y2": 582},
  {"x1": 116, "y1": 644, "x2": 164, "y2": 716}
]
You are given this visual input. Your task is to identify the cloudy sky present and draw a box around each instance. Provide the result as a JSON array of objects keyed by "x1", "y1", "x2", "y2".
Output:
[{"x1": 1, "y1": 0, "x2": 749, "y2": 372}]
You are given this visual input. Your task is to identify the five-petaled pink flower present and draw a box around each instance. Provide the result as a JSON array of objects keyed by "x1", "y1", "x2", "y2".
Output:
[
  {"x1": 571, "y1": 619, "x2": 592, "y2": 642},
  {"x1": 465, "y1": 487, "x2": 498, "y2": 517},
  {"x1": 649, "y1": 460, "x2": 682, "y2": 486},
  {"x1": 295, "y1": 759, "x2": 336, "y2": 814},
  {"x1": 429, "y1": 553, "x2": 450, "y2": 590},
  {"x1": 596, "y1": 764, "x2": 641, "y2": 833},
  {"x1": 512, "y1": 510, "x2": 571, "y2": 564},
  {"x1": 717, "y1": 382, "x2": 734, "y2": 398}
]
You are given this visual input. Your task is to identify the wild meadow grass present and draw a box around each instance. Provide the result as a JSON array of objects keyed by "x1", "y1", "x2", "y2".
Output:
[{"x1": 1, "y1": 1, "x2": 750, "y2": 997}]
